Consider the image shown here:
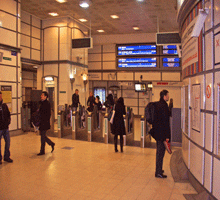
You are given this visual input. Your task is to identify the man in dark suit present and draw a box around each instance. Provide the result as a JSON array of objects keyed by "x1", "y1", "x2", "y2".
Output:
[
  {"x1": 37, "y1": 91, "x2": 55, "y2": 155},
  {"x1": 72, "y1": 89, "x2": 80, "y2": 112},
  {"x1": 0, "y1": 91, "x2": 13, "y2": 164},
  {"x1": 151, "y1": 90, "x2": 171, "y2": 178}
]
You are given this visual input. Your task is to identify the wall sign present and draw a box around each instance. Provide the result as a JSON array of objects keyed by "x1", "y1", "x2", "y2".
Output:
[
  {"x1": 206, "y1": 85, "x2": 211, "y2": 99},
  {"x1": 192, "y1": 84, "x2": 200, "y2": 132},
  {"x1": 1, "y1": 86, "x2": 12, "y2": 112}
]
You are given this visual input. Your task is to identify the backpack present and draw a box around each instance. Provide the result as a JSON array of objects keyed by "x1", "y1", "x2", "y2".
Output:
[{"x1": 145, "y1": 102, "x2": 157, "y2": 124}]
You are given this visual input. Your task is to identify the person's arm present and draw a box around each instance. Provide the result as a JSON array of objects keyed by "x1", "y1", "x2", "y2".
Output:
[{"x1": 5, "y1": 104, "x2": 11, "y2": 125}]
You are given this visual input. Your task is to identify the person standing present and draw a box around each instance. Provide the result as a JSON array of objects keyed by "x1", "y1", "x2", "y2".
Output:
[
  {"x1": 87, "y1": 91, "x2": 95, "y2": 112},
  {"x1": 94, "y1": 96, "x2": 102, "y2": 128},
  {"x1": 72, "y1": 89, "x2": 80, "y2": 112},
  {"x1": 151, "y1": 90, "x2": 171, "y2": 178},
  {"x1": 111, "y1": 97, "x2": 126, "y2": 153},
  {"x1": 37, "y1": 91, "x2": 55, "y2": 156},
  {"x1": 0, "y1": 91, "x2": 13, "y2": 164}
]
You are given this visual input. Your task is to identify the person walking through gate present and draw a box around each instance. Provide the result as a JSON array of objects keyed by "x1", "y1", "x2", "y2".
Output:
[
  {"x1": 0, "y1": 91, "x2": 13, "y2": 164},
  {"x1": 37, "y1": 91, "x2": 55, "y2": 156},
  {"x1": 72, "y1": 89, "x2": 80, "y2": 112},
  {"x1": 111, "y1": 97, "x2": 126, "y2": 153},
  {"x1": 150, "y1": 90, "x2": 171, "y2": 178}
]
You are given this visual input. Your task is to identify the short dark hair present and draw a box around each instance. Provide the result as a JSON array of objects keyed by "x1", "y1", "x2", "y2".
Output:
[
  {"x1": 75, "y1": 89, "x2": 78, "y2": 92},
  {"x1": 96, "y1": 96, "x2": 99, "y2": 100},
  {"x1": 42, "y1": 91, "x2": 48, "y2": 98},
  {"x1": 160, "y1": 90, "x2": 169, "y2": 99}
]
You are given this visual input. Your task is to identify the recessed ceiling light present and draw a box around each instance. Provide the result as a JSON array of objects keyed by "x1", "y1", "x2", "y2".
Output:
[
  {"x1": 56, "y1": 0, "x2": 67, "y2": 3},
  {"x1": 79, "y1": 0, "x2": 91, "y2": 8},
  {"x1": 97, "y1": 30, "x2": 105, "y2": 33},
  {"x1": 133, "y1": 27, "x2": 140, "y2": 30},
  {"x1": 49, "y1": 12, "x2": 59, "y2": 16},
  {"x1": 137, "y1": 0, "x2": 144, "y2": 2},
  {"x1": 111, "y1": 15, "x2": 119, "y2": 19},
  {"x1": 79, "y1": 18, "x2": 88, "y2": 22}
]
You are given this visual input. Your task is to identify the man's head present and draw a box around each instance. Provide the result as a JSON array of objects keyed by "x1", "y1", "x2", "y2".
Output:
[
  {"x1": 75, "y1": 89, "x2": 79, "y2": 95},
  {"x1": 41, "y1": 91, "x2": 48, "y2": 101},
  {"x1": 160, "y1": 90, "x2": 169, "y2": 102},
  {"x1": 0, "y1": 91, "x2": 2, "y2": 102},
  {"x1": 89, "y1": 91, "x2": 93, "y2": 96}
]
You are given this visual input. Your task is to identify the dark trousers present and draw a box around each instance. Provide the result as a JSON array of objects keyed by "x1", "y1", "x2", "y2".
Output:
[
  {"x1": 156, "y1": 140, "x2": 165, "y2": 174},
  {"x1": 114, "y1": 134, "x2": 123, "y2": 151},
  {"x1": 0, "y1": 129, "x2": 10, "y2": 160},
  {"x1": 40, "y1": 130, "x2": 54, "y2": 153}
]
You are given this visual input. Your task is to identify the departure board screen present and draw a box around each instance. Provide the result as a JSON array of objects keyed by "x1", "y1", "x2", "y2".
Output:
[
  {"x1": 163, "y1": 57, "x2": 180, "y2": 67},
  {"x1": 163, "y1": 45, "x2": 178, "y2": 55},
  {"x1": 118, "y1": 58, "x2": 157, "y2": 68},
  {"x1": 117, "y1": 45, "x2": 157, "y2": 56}
]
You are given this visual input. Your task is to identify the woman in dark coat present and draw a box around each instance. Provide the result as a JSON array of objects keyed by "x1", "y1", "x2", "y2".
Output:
[{"x1": 112, "y1": 97, "x2": 126, "y2": 152}]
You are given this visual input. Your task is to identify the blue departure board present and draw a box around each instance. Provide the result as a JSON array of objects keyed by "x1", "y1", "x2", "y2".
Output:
[
  {"x1": 163, "y1": 58, "x2": 180, "y2": 62},
  {"x1": 118, "y1": 50, "x2": 156, "y2": 55},
  {"x1": 118, "y1": 45, "x2": 156, "y2": 50},
  {"x1": 118, "y1": 58, "x2": 156, "y2": 63},
  {"x1": 118, "y1": 63, "x2": 157, "y2": 68},
  {"x1": 117, "y1": 45, "x2": 157, "y2": 56},
  {"x1": 163, "y1": 45, "x2": 177, "y2": 49},
  {"x1": 163, "y1": 63, "x2": 180, "y2": 67},
  {"x1": 163, "y1": 50, "x2": 178, "y2": 55}
]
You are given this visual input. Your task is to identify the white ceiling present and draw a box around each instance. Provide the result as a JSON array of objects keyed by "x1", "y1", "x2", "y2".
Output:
[{"x1": 21, "y1": 0, "x2": 179, "y2": 35}]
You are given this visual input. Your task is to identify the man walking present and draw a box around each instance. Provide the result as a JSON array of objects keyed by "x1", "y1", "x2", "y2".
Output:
[
  {"x1": 72, "y1": 89, "x2": 80, "y2": 112},
  {"x1": 0, "y1": 91, "x2": 13, "y2": 164},
  {"x1": 37, "y1": 91, "x2": 55, "y2": 155},
  {"x1": 151, "y1": 90, "x2": 171, "y2": 178}
]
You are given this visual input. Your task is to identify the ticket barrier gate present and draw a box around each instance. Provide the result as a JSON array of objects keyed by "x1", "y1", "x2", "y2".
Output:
[{"x1": 21, "y1": 102, "x2": 31, "y2": 132}]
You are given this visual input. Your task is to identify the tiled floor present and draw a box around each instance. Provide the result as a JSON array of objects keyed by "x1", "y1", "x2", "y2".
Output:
[{"x1": 0, "y1": 132, "x2": 197, "y2": 200}]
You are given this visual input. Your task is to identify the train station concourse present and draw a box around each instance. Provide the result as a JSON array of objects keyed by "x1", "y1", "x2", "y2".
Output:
[{"x1": 1, "y1": 0, "x2": 220, "y2": 199}]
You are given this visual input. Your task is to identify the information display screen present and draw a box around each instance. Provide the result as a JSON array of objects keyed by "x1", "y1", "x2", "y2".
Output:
[
  {"x1": 118, "y1": 58, "x2": 157, "y2": 68},
  {"x1": 163, "y1": 50, "x2": 178, "y2": 55},
  {"x1": 163, "y1": 45, "x2": 178, "y2": 55},
  {"x1": 135, "y1": 83, "x2": 146, "y2": 92},
  {"x1": 162, "y1": 57, "x2": 180, "y2": 67},
  {"x1": 117, "y1": 45, "x2": 157, "y2": 56}
]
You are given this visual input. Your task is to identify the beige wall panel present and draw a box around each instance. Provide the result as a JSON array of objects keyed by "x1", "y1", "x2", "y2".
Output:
[
  {"x1": 44, "y1": 28, "x2": 58, "y2": 61},
  {"x1": 37, "y1": 65, "x2": 43, "y2": 89},
  {"x1": 17, "y1": 31, "x2": 21, "y2": 48},
  {"x1": 133, "y1": 116, "x2": 141, "y2": 140},
  {"x1": 88, "y1": 53, "x2": 101, "y2": 62},
  {"x1": 135, "y1": 72, "x2": 161, "y2": 81},
  {"x1": 0, "y1": 0, "x2": 17, "y2": 15},
  {"x1": 88, "y1": 45, "x2": 101, "y2": 53},
  {"x1": 0, "y1": 11, "x2": 16, "y2": 31},
  {"x1": 32, "y1": 38, "x2": 40, "y2": 50},
  {"x1": 21, "y1": 11, "x2": 30, "y2": 24},
  {"x1": 60, "y1": 27, "x2": 68, "y2": 44},
  {"x1": 213, "y1": 158, "x2": 220, "y2": 200},
  {"x1": 103, "y1": 73, "x2": 117, "y2": 81},
  {"x1": 162, "y1": 72, "x2": 181, "y2": 81},
  {"x1": 103, "y1": 53, "x2": 115, "y2": 61},
  {"x1": 205, "y1": 32, "x2": 213, "y2": 71},
  {"x1": 0, "y1": 49, "x2": 17, "y2": 66},
  {"x1": 21, "y1": 46, "x2": 30, "y2": 59},
  {"x1": 9, "y1": 115, "x2": 17, "y2": 131},
  {"x1": 32, "y1": 27, "x2": 41, "y2": 39},
  {"x1": 0, "y1": 29, "x2": 16, "y2": 47},
  {"x1": 88, "y1": 62, "x2": 101, "y2": 70},
  {"x1": 124, "y1": 98, "x2": 137, "y2": 107},
  {"x1": 71, "y1": 48, "x2": 86, "y2": 62},
  {"x1": 32, "y1": 16, "x2": 41, "y2": 28},
  {"x1": 93, "y1": 33, "x2": 156, "y2": 45},
  {"x1": 103, "y1": 62, "x2": 116, "y2": 70},
  {"x1": 60, "y1": 44, "x2": 68, "y2": 60},
  {"x1": 88, "y1": 73, "x2": 101, "y2": 80},
  {"x1": 22, "y1": 71, "x2": 33, "y2": 79},
  {"x1": 152, "y1": 86, "x2": 181, "y2": 108},
  {"x1": 139, "y1": 107, "x2": 145, "y2": 116},
  {"x1": 103, "y1": 44, "x2": 115, "y2": 52},
  {"x1": 117, "y1": 72, "x2": 133, "y2": 81},
  {"x1": 21, "y1": 35, "x2": 30, "y2": 47},
  {"x1": 123, "y1": 90, "x2": 138, "y2": 98},
  {"x1": 44, "y1": 64, "x2": 58, "y2": 76},
  {"x1": 31, "y1": 49, "x2": 40, "y2": 61},
  {"x1": 21, "y1": 22, "x2": 30, "y2": 35},
  {"x1": 11, "y1": 99, "x2": 17, "y2": 114},
  {"x1": 0, "y1": 67, "x2": 16, "y2": 82},
  {"x1": 18, "y1": 114, "x2": 21, "y2": 129},
  {"x1": 22, "y1": 79, "x2": 33, "y2": 87}
]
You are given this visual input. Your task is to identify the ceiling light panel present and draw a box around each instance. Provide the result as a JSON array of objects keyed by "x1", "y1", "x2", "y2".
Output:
[
  {"x1": 49, "y1": 12, "x2": 59, "y2": 16},
  {"x1": 111, "y1": 15, "x2": 119, "y2": 19},
  {"x1": 133, "y1": 27, "x2": 139, "y2": 30},
  {"x1": 56, "y1": 0, "x2": 67, "y2": 3},
  {"x1": 79, "y1": 0, "x2": 91, "y2": 8},
  {"x1": 97, "y1": 30, "x2": 104, "y2": 32},
  {"x1": 79, "y1": 18, "x2": 88, "y2": 22}
]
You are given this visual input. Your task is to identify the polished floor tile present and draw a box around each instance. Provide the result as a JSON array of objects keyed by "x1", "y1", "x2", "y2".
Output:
[{"x1": 0, "y1": 132, "x2": 197, "y2": 200}]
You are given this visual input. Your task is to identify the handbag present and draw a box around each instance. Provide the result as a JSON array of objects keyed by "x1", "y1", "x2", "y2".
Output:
[{"x1": 109, "y1": 105, "x2": 115, "y2": 124}]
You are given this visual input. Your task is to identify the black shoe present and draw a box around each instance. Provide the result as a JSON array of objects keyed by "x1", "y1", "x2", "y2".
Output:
[
  {"x1": 4, "y1": 158, "x2": 13, "y2": 163},
  {"x1": 155, "y1": 173, "x2": 167, "y2": 178},
  {"x1": 121, "y1": 149, "x2": 123, "y2": 153},
  {"x1": 115, "y1": 149, "x2": 118, "y2": 152},
  {"x1": 162, "y1": 170, "x2": 164, "y2": 173},
  {"x1": 37, "y1": 152, "x2": 45, "y2": 156},
  {"x1": 51, "y1": 143, "x2": 55, "y2": 153}
]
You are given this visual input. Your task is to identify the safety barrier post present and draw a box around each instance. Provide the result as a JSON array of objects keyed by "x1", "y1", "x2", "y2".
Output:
[
  {"x1": 140, "y1": 116, "x2": 145, "y2": 148},
  {"x1": 123, "y1": 114, "x2": 126, "y2": 146},
  {"x1": 58, "y1": 111, "x2": 62, "y2": 138},
  {"x1": 87, "y1": 112, "x2": 92, "y2": 142},
  {"x1": 72, "y1": 111, "x2": 76, "y2": 140},
  {"x1": 104, "y1": 113, "x2": 108, "y2": 144}
]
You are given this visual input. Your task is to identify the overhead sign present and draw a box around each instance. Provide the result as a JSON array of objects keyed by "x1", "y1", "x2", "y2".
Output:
[
  {"x1": 72, "y1": 38, "x2": 93, "y2": 49},
  {"x1": 156, "y1": 32, "x2": 181, "y2": 45}
]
